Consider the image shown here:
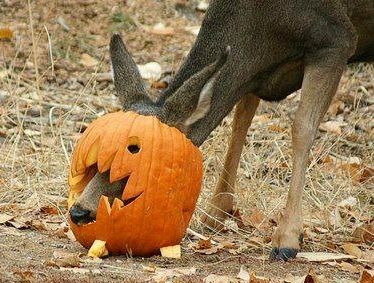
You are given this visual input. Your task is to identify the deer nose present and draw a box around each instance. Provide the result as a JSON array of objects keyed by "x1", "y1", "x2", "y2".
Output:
[{"x1": 69, "y1": 205, "x2": 93, "y2": 225}]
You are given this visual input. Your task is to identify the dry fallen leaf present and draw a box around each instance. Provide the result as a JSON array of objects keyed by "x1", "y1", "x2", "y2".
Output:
[
  {"x1": 7, "y1": 217, "x2": 29, "y2": 229},
  {"x1": 40, "y1": 206, "x2": 59, "y2": 215},
  {"x1": 339, "y1": 162, "x2": 362, "y2": 183},
  {"x1": 268, "y1": 123, "x2": 286, "y2": 133},
  {"x1": 341, "y1": 243, "x2": 362, "y2": 258},
  {"x1": 196, "y1": 238, "x2": 212, "y2": 250},
  {"x1": 224, "y1": 219, "x2": 239, "y2": 232},
  {"x1": 304, "y1": 269, "x2": 324, "y2": 283},
  {"x1": 59, "y1": 267, "x2": 91, "y2": 274},
  {"x1": 87, "y1": 240, "x2": 109, "y2": 258},
  {"x1": 362, "y1": 250, "x2": 374, "y2": 263},
  {"x1": 249, "y1": 272, "x2": 270, "y2": 283},
  {"x1": 247, "y1": 236, "x2": 266, "y2": 247},
  {"x1": 194, "y1": 242, "x2": 223, "y2": 255},
  {"x1": 286, "y1": 269, "x2": 326, "y2": 283},
  {"x1": 30, "y1": 219, "x2": 48, "y2": 231},
  {"x1": 338, "y1": 261, "x2": 360, "y2": 274},
  {"x1": 284, "y1": 273, "x2": 306, "y2": 283},
  {"x1": 80, "y1": 53, "x2": 99, "y2": 67},
  {"x1": 319, "y1": 121, "x2": 347, "y2": 135},
  {"x1": 359, "y1": 165, "x2": 374, "y2": 183},
  {"x1": 160, "y1": 245, "x2": 181, "y2": 259},
  {"x1": 220, "y1": 240, "x2": 236, "y2": 249},
  {"x1": 0, "y1": 226, "x2": 22, "y2": 236},
  {"x1": 24, "y1": 129, "x2": 41, "y2": 137},
  {"x1": 152, "y1": 267, "x2": 196, "y2": 282},
  {"x1": 197, "y1": 238, "x2": 213, "y2": 250},
  {"x1": 0, "y1": 28, "x2": 13, "y2": 40},
  {"x1": 313, "y1": 226, "x2": 329, "y2": 234},
  {"x1": 243, "y1": 208, "x2": 269, "y2": 231},
  {"x1": 359, "y1": 270, "x2": 374, "y2": 283},
  {"x1": 327, "y1": 100, "x2": 345, "y2": 116},
  {"x1": 50, "y1": 251, "x2": 80, "y2": 268},
  {"x1": 12, "y1": 270, "x2": 34, "y2": 281},
  {"x1": 253, "y1": 114, "x2": 271, "y2": 123},
  {"x1": 321, "y1": 155, "x2": 370, "y2": 183},
  {"x1": 297, "y1": 252, "x2": 356, "y2": 262},
  {"x1": 54, "y1": 227, "x2": 69, "y2": 239},
  {"x1": 204, "y1": 273, "x2": 239, "y2": 283},
  {"x1": 151, "y1": 23, "x2": 175, "y2": 35},
  {"x1": 65, "y1": 229, "x2": 77, "y2": 242},
  {"x1": 353, "y1": 222, "x2": 374, "y2": 244},
  {"x1": 142, "y1": 265, "x2": 157, "y2": 273},
  {"x1": 0, "y1": 213, "x2": 13, "y2": 224}
]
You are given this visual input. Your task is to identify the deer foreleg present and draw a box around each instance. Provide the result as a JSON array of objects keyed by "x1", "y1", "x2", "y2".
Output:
[
  {"x1": 202, "y1": 94, "x2": 260, "y2": 229},
  {"x1": 270, "y1": 46, "x2": 353, "y2": 260}
]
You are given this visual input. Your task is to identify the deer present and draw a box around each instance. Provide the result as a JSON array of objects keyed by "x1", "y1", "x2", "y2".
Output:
[{"x1": 69, "y1": 0, "x2": 374, "y2": 261}]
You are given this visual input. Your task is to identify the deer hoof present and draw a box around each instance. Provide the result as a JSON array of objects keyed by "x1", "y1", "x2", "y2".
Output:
[
  {"x1": 269, "y1": 233, "x2": 303, "y2": 261},
  {"x1": 269, "y1": 247, "x2": 298, "y2": 261}
]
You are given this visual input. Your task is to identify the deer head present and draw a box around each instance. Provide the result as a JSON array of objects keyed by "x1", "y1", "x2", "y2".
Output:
[
  {"x1": 69, "y1": 34, "x2": 230, "y2": 225},
  {"x1": 111, "y1": 34, "x2": 230, "y2": 137}
]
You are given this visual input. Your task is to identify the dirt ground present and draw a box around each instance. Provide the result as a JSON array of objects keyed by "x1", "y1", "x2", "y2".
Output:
[
  {"x1": 0, "y1": 0, "x2": 373, "y2": 282},
  {"x1": 0, "y1": 226, "x2": 368, "y2": 283}
]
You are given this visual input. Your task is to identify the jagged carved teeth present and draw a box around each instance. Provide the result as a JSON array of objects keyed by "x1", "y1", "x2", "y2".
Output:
[
  {"x1": 111, "y1": 174, "x2": 143, "y2": 207},
  {"x1": 122, "y1": 192, "x2": 143, "y2": 207}
]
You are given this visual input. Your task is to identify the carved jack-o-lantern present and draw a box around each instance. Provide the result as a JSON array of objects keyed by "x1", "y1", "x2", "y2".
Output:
[{"x1": 68, "y1": 111, "x2": 203, "y2": 256}]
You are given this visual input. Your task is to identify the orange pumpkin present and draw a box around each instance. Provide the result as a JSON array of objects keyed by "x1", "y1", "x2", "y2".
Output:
[{"x1": 68, "y1": 111, "x2": 203, "y2": 256}]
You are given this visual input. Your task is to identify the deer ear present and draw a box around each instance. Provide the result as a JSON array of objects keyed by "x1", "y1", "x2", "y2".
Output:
[
  {"x1": 110, "y1": 34, "x2": 153, "y2": 110},
  {"x1": 163, "y1": 47, "x2": 230, "y2": 131},
  {"x1": 183, "y1": 74, "x2": 217, "y2": 127}
]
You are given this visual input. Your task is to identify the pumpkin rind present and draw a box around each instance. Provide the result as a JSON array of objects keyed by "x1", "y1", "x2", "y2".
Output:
[{"x1": 68, "y1": 111, "x2": 203, "y2": 256}]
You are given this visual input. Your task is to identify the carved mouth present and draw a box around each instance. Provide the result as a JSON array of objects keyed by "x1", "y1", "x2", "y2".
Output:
[{"x1": 71, "y1": 172, "x2": 144, "y2": 227}]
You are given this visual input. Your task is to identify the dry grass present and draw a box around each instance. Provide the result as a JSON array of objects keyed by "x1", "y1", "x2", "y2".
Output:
[{"x1": 0, "y1": 0, "x2": 373, "y2": 280}]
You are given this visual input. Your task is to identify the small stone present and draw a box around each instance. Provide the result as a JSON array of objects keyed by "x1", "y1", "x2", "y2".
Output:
[
  {"x1": 25, "y1": 61, "x2": 34, "y2": 69},
  {"x1": 137, "y1": 62, "x2": 162, "y2": 81},
  {"x1": 28, "y1": 106, "x2": 42, "y2": 117},
  {"x1": 151, "y1": 23, "x2": 175, "y2": 36},
  {"x1": 196, "y1": 1, "x2": 209, "y2": 11},
  {"x1": 0, "y1": 90, "x2": 9, "y2": 103},
  {"x1": 57, "y1": 16, "x2": 70, "y2": 31},
  {"x1": 185, "y1": 26, "x2": 200, "y2": 36},
  {"x1": 28, "y1": 91, "x2": 40, "y2": 100},
  {"x1": 96, "y1": 72, "x2": 113, "y2": 82}
]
